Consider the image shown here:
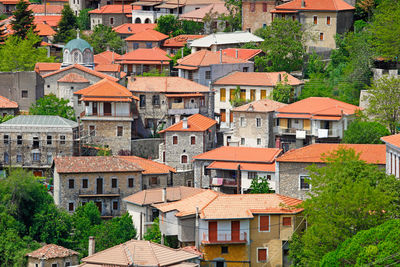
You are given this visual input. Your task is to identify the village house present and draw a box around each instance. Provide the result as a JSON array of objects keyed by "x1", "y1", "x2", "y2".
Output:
[
  {"x1": 128, "y1": 76, "x2": 213, "y2": 136},
  {"x1": 158, "y1": 113, "x2": 217, "y2": 174},
  {"x1": 198, "y1": 194, "x2": 304, "y2": 267},
  {"x1": 156, "y1": 190, "x2": 221, "y2": 247},
  {"x1": 73, "y1": 78, "x2": 138, "y2": 154},
  {"x1": 88, "y1": 5, "x2": 138, "y2": 28},
  {"x1": 276, "y1": 143, "x2": 386, "y2": 200},
  {"x1": 381, "y1": 134, "x2": 400, "y2": 178},
  {"x1": 0, "y1": 0, "x2": 27, "y2": 14},
  {"x1": 123, "y1": 186, "x2": 204, "y2": 239},
  {"x1": 274, "y1": 97, "x2": 360, "y2": 150},
  {"x1": 27, "y1": 4, "x2": 64, "y2": 16},
  {"x1": 0, "y1": 115, "x2": 79, "y2": 177},
  {"x1": 162, "y1": 34, "x2": 205, "y2": 55},
  {"x1": 26, "y1": 244, "x2": 79, "y2": 267},
  {"x1": 33, "y1": 15, "x2": 62, "y2": 28},
  {"x1": 0, "y1": 95, "x2": 18, "y2": 117},
  {"x1": 213, "y1": 71, "x2": 303, "y2": 129},
  {"x1": 272, "y1": 0, "x2": 355, "y2": 53},
  {"x1": 176, "y1": 50, "x2": 254, "y2": 86},
  {"x1": 125, "y1": 29, "x2": 169, "y2": 52},
  {"x1": 130, "y1": 0, "x2": 166, "y2": 24},
  {"x1": 193, "y1": 146, "x2": 282, "y2": 193},
  {"x1": 225, "y1": 99, "x2": 286, "y2": 147},
  {"x1": 113, "y1": 22, "x2": 156, "y2": 39},
  {"x1": 179, "y1": 3, "x2": 228, "y2": 33},
  {"x1": 221, "y1": 48, "x2": 263, "y2": 61},
  {"x1": 53, "y1": 156, "x2": 143, "y2": 217},
  {"x1": 241, "y1": 0, "x2": 281, "y2": 33}
]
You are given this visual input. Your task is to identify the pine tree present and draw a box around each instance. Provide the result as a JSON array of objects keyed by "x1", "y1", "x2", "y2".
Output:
[
  {"x1": 54, "y1": 4, "x2": 78, "y2": 43},
  {"x1": 11, "y1": 0, "x2": 36, "y2": 39}
]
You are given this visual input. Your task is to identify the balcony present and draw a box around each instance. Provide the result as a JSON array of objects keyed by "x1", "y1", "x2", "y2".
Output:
[
  {"x1": 211, "y1": 178, "x2": 237, "y2": 187},
  {"x1": 80, "y1": 111, "x2": 134, "y2": 121},
  {"x1": 78, "y1": 188, "x2": 120, "y2": 198},
  {"x1": 168, "y1": 102, "x2": 200, "y2": 116},
  {"x1": 131, "y1": 10, "x2": 174, "y2": 18},
  {"x1": 202, "y1": 232, "x2": 247, "y2": 244},
  {"x1": 275, "y1": 126, "x2": 311, "y2": 135}
]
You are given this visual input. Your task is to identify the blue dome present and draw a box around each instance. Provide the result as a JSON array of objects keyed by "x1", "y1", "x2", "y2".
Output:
[{"x1": 64, "y1": 38, "x2": 93, "y2": 52}]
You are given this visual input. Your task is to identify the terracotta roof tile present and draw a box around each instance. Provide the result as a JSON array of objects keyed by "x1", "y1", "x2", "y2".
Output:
[
  {"x1": 200, "y1": 194, "x2": 303, "y2": 219},
  {"x1": 128, "y1": 76, "x2": 209, "y2": 93},
  {"x1": 34, "y1": 62, "x2": 61, "y2": 73},
  {"x1": 0, "y1": 95, "x2": 18, "y2": 108},
  {"x1": 125, "y1": 29, "x2": 168, "y2": 41},
  {"x1": 34, "y1": 15, "x2": 62, "y2": 27},
  {"x1": 94, "y1": 51, "x2": 120, "y2": 65},
  {"x1": 159, "y1": 114, "x2": 216, "y2": 133},
  {"x1": 116, "y1": 47, "x2": 170, "y2": 63},
  {"x1": 120, "y1": 156, "x2": 176, "y2": 174},
  {"x1": 26, "y1": 244, "x2": 78, "y2": 259},
  {"x1": 54, "y1": 156, "x2": 143, "y2": 173},
  {"x1": 221, "y1": 48, "x2": 262, "y2": 60},
  {"x1": 275, "y1": 0, "x2": 355, "y2": 11},
  {"x1": 57, "y1": 73, "x2": 89, "y2": 83},
  {"x1": 180, "y1": 2, "x2": 228, "y2": 20},
  {"x1": 381, "y1": 134, "x2": 400, "y2": 148},
  {"x1": 28, "y1": 4, "x2": 64, "y2": 14},
  {"x1": 74, "y1": 78, "x2": 138, "y2": 101},
  {"x1": 214, "y1": 71, "x2": 303, "y2": 86},
  {"x1": 42, "y1": 64, "x2": 119, "y2": 82},
  {"x1": 232, "y1": 99, "x2": 286, "y2": 113},
  {"x1": 88, "y1": 5, "x2": 140, "y2": 14},
  {"x1": 177, "y1": 50, "x2": 249, "y2": 67},
  {"x1": 276, "y1": 143, "x2": 386, "y2": 164},
  {"x1": 163, "y1": 34, "x2": 205, "y2": 47},
  {"x1": 94, "y1": 64, "x2": 121, "y2": 72},
  {"x1": 193, "y1": 146, "x2": 282, "y2": 163},
  {"x1": 123, "y1": 186, "x2": 205, "y2": 206},
  {"x1": 207, "y1": 161, "x2": 276, "y2": 172},
  {"x1": 113, "y1": 23, "x2": 156, "y2": 34},
  {"x1": 35, "y1": 22, "x2": 57, "y2": 36}
]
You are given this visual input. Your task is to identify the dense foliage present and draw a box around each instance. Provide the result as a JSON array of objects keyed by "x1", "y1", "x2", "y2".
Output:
[
  {"x1": 272, "y1": 74, "x2": 293, "y2": 104},
  {"x1": 156, "y1": 15, "x2": 203, "y2": 36},
  {"x1": 248, "y1": 176, "x2": 274, "y2": 194},
  {"x1": 54, "y1": 4, "x2": 78, "y2": 43},
  {"x1": 84, "y1": 24, "x2": 124, "y2": 54},
  {"x1": 77, "y1": 8, "x2": 92, "y2": 30},
  {"x1": 11, "y1": 0, "x2": 36, "y2": 39},
  {"x1": 29, "y1": 94, "x2": 76, "y2": 121},
  {"x1": 342, "y1": 120, "x2": 390, "y2": 144}
]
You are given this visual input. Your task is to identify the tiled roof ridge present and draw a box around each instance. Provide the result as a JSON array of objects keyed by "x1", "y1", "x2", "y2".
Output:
[
  {"x1": 42, "y1": 64, "x2": 118, "y2": 81},
  {"x1": 199, "y1": 191, "x2": 220, "y2": 217},
  {"x1": 148, "y1": 239, "x2": 160, "y2": 264},
  {"x1": 122, "y1": 242, "x2": 134, "y2": 265}
]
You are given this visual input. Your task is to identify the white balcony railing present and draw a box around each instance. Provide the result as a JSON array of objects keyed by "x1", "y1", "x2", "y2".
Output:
[{"x1": 202, "y1": 232, "x2": 247, "y2": 243}]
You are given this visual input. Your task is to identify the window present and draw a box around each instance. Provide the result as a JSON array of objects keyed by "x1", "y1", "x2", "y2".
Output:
[
  {"x1": 248, "y1": 172, "x2": 257, "y2": 179},
  {"x1": 112, "y1": 178, "x2": 118, "y2": 188},
  {"x1": 150, "y1": 177, "x2": 158, "y2": 185},
  {"x1": 60, "y1": 135, "x2": 65, "y2": 144},
  {"x1": 16, "y1": 154, "x2": 22, "y2": 163},
  {"x1": 89, "y1": 125, "x2": 95, "y2": 137},
  {"x1": 52, "y1": 264, "x2": 58, "y2": 267},
  {"x1": 261, "y1": 90, "x2": 266, "y2": 99},
  {"x1": 326, "y1": 16, "x2": 331, "y2": 25},
  {"x1": 188, "y1": 71, "x2": 193, "y2": 81},
  {"x1": 187, "y1": 180, "x2": 192, "y2": 187},
  {"x1": 65, "y1": 262, "x2": 71, "y2": 267},
  {"x1": 68, "y1": 179, "x2": 75, "y2": 189},
  {"x1": 300, "y1": 175, "x2": 310, "y2": 190},
  {"x1": 259, "y1": 215, "x2": 270, "y2": 231},
  {"x1": 47, "y1": 153, "x2": 52, "y2": 164},
  {"x1": 262, "y1": 2, "x2": 267, "y2": 12},
  {"x1": 250, "y1": 89, "x2": 256, "y2": 101},
  {"x1": 17, "y1": 135, "x2": 22, "y2": 145},
  {"x1": 257, "y1": 248, "x2": 268, "y2": 262},
  {"x1": 68, "y1": 202, "x2": 74, "y2": 212},
  {"x1": 320, "y1": 32, "x2": 324, "y2": 41},
  {"x1": 110, "y1": 17, "x2": 114, "y2": 24},
  {"x1": 3, "y1": 134, "x2": 8, "y2": 144},
  {"x1": 21, "y1": 90, "x2": 28, "y2": 98},
  {"x1": 4, "y1": 152, "x2": 8, "y2": 164},
  {"x1": 32, "y1": 152, "x2": 40, "y2": 161},
  {"x1": 243, "y1": 67, "x2": 249, "y2": 72},
  {"x1": 146, "y1": 42, "x2": 153, "y2": 48},
  {"x1": 257, "y1": 138, "x2": 261, "y2": 145},
  {"x1": 181, "y1": 155, "x2": 188, "y2": 163},
  {"x1": 240, "y1": 89, "x2": 246, "y2": 100},
  {"x1": 220, "y1": 88, "x2": 226, "y2": 102},
  {"x1": 205, "y1": 71, "x2": 211, "y2": 80},
  {"x1": 241, "y1": 138, "x2": 245, "y2": 145},
  {"x1": 283, "y1": 217, "x2": 292, "y2": 226},
  {"x1": 112, "y1": 200, "x2": 119, "y2": 210},
  {"x1": 204, "y1": 165, "x2": 211, "y2": 176},
  {"x1": 250, "y1": 2, "x2": 255, "y2": 12},
  {"x1": 133, "y1": 43, "x2": 139, "y2": 50},
  {"x1": 191, "y1": 136, "x2": 196, "y2": 145},
  {"x1": 117, "y1": 126, "x2": 123, "y2": 137},
  {"x1": 292, "y1": 15, "x2": 296, "y2": 21},
  {"x1": 266, "y1": 175, "x2": 271, "y2": 180},
  {"x1": 139, "y1": 95, "x2": 146, "y2": 107},
  {"x1": 82, "y1": 178, "x2": 88, "y2": 188},
  {"x1": 313, "y1": 16, "x2": 318, "y2": 24},
  {"x1": 256, "y1": 117, "x2": 261, "y2": 127},
  {"x1": 128, "y1": 177, "x2": 134, "y2": 188},
  {"x1": 220, "y1": 109, "x2": 226, "y2": 122},
  {"x1": 173, "y1": 136, "x2": 178, "y2": 145},
  {"x1": 152, "y1": 95, "x2": 160, "y2": 106},
  {"x1": 47, "y1": 135, "x2": 52, "y2": 145},
  {"x1": 221, "y1": 246, "x2": 229, "y2": 254},
  {"x1": 239, "y1": 117, "x2": 244, "y2": 127}
]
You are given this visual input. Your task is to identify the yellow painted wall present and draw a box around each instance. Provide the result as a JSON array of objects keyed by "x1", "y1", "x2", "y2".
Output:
[{"x1": 201, "y1": 244, "x2": 248, "y2": 267}]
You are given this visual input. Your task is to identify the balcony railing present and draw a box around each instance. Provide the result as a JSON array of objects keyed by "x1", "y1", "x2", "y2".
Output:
[
  {"x1": 168, "y1": 108, "x2": 199, "y2": 115},
  {"x1": 78, "y1": 188, "x2": 120, "y2": 197},
  {"x1": 81, "y1": 111, "x2": 133, "y2": 118},
  {"x1": 211, "y1": 178, "x2": 237, "y2": 187},
  {"x1": 202, "y1": 232, "x2": 247, "y2": 244}
]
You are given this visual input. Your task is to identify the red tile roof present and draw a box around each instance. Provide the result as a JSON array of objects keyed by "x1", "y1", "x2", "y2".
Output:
[
  {"x1": 159, "y1": 114, "x2": 216, "y2": 133},
  {"x1": 232, "y1": 99, "x2": 286, "y2": 113},
  {"x1": 116, "y1": 47, "x2": 170, "y2": 64},
  {"x1": 54, "y1": 156, "x2": 143, "y2": 173},
  {"x1": 179, "y1": 2, "x2": 228, "y2": 21},
  {"x1": 0, "y1": 95, "x2": 18, "y2": 108},
  {"x1": 221, "y1": 48, "x2": 263, "y2": 61},
  {"x1": 74, "y1": 78, "x2": 138, "y2": 101},
  {"x1": 34, "y1": 62, "x2": 61, "y2": 73},
  {"x1": 113, "y1": 23, "x2": 156, "y2": 35},
  {"x1": 276, "y1": 143, "x2": 386, "y2": 164},
  {"x1": 125, "y1": 29, "x2": 168, "y2": 41},
  {"x1": 88, "y1": 5, "x2": 140, "y2": 14},
  {"x1": 214, "y1": 71, "x2": 303, "y2": 86},
  {"x1": 275, "y1": 0, "x2": 355, "y2": 11},
  {"x1": 94, "y1": 51, "x2": 120, "y2": 65},
  {"x1": 381, "y1": 134, "x2": 400, "y2": 148},
  {"x1": 193, "y1": 146, "x2": 282, "y2": 163},
  {"x1": 177, "y1": 50, "x2": 249, "y2": 67},
  {"x1": 28, "y1": 4, "x2": 64, "y2": 14},
  {"x1": 207, "y1": 161, "x2": 276, "y2": 172},
  {"x1": 35, "y1": 22, "x2": 57, "y2": 36},
  {"x1": 163, "y1": 34, "x2": 205, "y2": 47},
  {"x1": 128, "y1": 76, "x2": 210, "y2": 93},
  {"x1": 42, "y1": 64, "x2": 119, "y2": 82},
  {"x1": 26, "y1": 244, "x2": 78, "y2": 259},
  {"x1": 94, "y1": 64, "x2": 121, "y2": 72},
  {"x1": 34, "y1": 15, "x2": 62, "y2": 27},
  {"x1": 200, "y1": 194, "x2": 303, "y2": 219},
  {"x1": 57, "y1": 73, "x2": 89, "y2": 83},
  {"x1": 0, "y1": 0, "x2": 28, "y2": 4},
  {"x1": 120, "y1": 156, "x2": 176, "y2": 174}
]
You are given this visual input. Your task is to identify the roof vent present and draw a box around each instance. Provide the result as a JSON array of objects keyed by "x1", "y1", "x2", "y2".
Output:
[
  {"x1": 128, "y1": 26, "x2": 131, "y2": 32},
  {"x1": 182, "y1": 117, "x2": 188, "y2": 129}
]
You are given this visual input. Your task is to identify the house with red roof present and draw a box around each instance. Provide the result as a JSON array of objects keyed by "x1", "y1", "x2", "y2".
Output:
[
  {"x1": 275, "y1": 143, "x2": 386, "y2": 200},
  {"x1": 0, "y1": 95, "x2": 18, "y2": 116},
  {"x1": 28, "y1": 4, "x2": 64, "y2": 15},
  {"x1": 89, "y1": 5, "x2": 140, "y2": 29},
  {"x1": 26, "y1": 244, "x2": 79, "y2": 267},
  {"x1": 113, "y1": 23, "x2": 156, "y2": 39},
  {"x1": 274, "y1": 97, "x2": 360, "y2": 150},
  {"x1": 125, "y1": 29, "x2": 168, "y2": 52},
  {"x1": 193, "y1": 146, "x2": 282, "y2": 193},
  {"x1": 0, "y1": 0, "x2": 28, "y2": 15},
  {"x1": 162, "y1": 34, "x2": 204, "y2": 55},
  {"x1": 381, "y1": 134, "x2": 400, "y2": 178}
]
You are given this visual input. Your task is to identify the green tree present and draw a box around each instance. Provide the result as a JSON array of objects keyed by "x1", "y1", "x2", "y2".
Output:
[
  {"x1": 248, "y1": 176, "x2": 274, "y2": 193},
  {"x1": 229, "y1": 85, "x2": 248, "y2": 107},
  {"x1": 342, "y1": 120, "x2": 390, "y2": 144},
  {"x1": 169, "y1": 46, "x2": 191, "y2": 66},
  {"x1": 321, "y1": 219, "x2": 400, "y2": 266},
  {"x1": 255, "y1": 18, "x2": 306, "y2": 72},
  {"x1": 144, "y1": 217, "x2": 162, "y2": 243},
  {"x1": 11, "y1": 0, "x2": 36, "y2": 39},
  {"x1": 29, "y1": 94, "x2": 76, "y2": 121},
  {"x1": 219, "y1": 0, "x2": 241, "y2": 32},
  {"x1": 85, "y1": 24, "x2": 124, "y2": 54},
  {"x1": 181, "y1": 20, "x2": 203, "y2": 35},
  {"x1": 54, "y1": 4, "x2": 77, "y2": 43},
  {"x1": 304, "y1": 51, "x2": 325, "y2": 78},
  {"x1": 0, "y1": 115, "x2": 14, "y2": 124},
  {"x1": 272, "y1": 74, "x2": 292, "y2": 104},
  {"x1": 366, "y1": 76, "x2": 400, "y2": 134},
  {"x1": 77, "y1": 8, "x2": 92, "y2": 30},
  {"x1": 299, "y1": 73, "x2": 333, "y2": 100},
  {"x1": 155, "y1": 15, "x2": 183, "y2": 36},
  {"x1": 289, "y1": 148, "x2": 400, "y2": 265}
]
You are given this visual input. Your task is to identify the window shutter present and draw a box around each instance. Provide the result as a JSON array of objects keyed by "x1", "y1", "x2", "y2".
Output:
[
  {"x1": 259, "y1": 215, "x2": 269, "y2": 231},
  {"x1": 220, "y1": 88, "x2": 226, "y2": 102},
  {"x1": 258, "y1": 248, "x2": 267, "y2": 262},
  {"x1": 303, "y1": 119, "x2": 311, "y2": 130},
  {"x1": 283, "y1": 217, "x2": 292, "y2": 226},
  {"x1": 280, "y1": 118, "x2": 288, "y2": 129},
  {"x1": 261, "y1": 90, "x2": 266, "y2": 99}
]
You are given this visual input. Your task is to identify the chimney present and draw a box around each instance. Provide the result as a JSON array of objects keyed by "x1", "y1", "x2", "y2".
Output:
[
  {"x1": 219, "y1": 50, "x2": 222, "y2": 64},
  {"x1": 128, "y1": 26, "x2": 131, "y2": 32},
  {"x1": 235, "y1": 49, "x2": 238, "y2": 58},
  {"x1": 88, "y1": 236, "x2": 95, "y2": 256},
  {"x1": 277, "y1": 73, "x2": 281, "y2": 83},
  {"x1": 182, "y1": 117, "x2": 188, "y2": 129},
  {"x1": 162, "y1": 187, "x2": 167, "y2": 203},
  {"x1": 301, "y1": 0, "x2": 305, "y2": 7}
]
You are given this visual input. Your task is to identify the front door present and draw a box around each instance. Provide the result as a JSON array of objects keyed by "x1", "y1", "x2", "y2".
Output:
[
  {"x1": 231, "y1": 221, "x2": 240, "y2": 241},
  {"x1": 96, "y1": 178, "x2": 103, "y2": 194},
  {"x1": 208, "y1": 221, "x2": 217, "y2": 242},
  {"x1": 92, "y1": 102, "x2": 98, "y2": 115},
  {"x1": 104, "y1": 102, "x2": 112, "y2": 116}
]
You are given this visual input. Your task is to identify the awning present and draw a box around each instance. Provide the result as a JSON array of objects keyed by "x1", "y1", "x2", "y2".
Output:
[
  {"x1": 207, "y1": 161, "x2": 275, "y2": 172},
  {"x1": 81, "y1": 97, "x2": 132, "y2": 102},
  {"x1": 165, "y1": 93, "x2": 204, "y2": 97},
  {"x1": 174, "y1": 65, "x2": 198, "y2": 70},
  {"x1": 312, "y1": 115, "x2": 341, "y2": 121},
  {"x1": 276, "y1": 113, "x2": 312, "y2": 119}
]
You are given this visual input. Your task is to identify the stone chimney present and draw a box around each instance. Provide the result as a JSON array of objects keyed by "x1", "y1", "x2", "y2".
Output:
[
  {"x1": 88, "y1": 236, "x2": 95, "y2": 256},
  {"x1": 162, "y1": 187, "x2": 167, "y2": 203},
  {"x1": 182, "y1": 117, "x2": 188, "y2": 129}
]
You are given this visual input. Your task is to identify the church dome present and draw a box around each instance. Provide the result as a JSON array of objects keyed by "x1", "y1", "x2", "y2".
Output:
[
  {"x1": 64, "y1": 38, "x2": 93, "y2": 53},
  {"x1": 62, "y1": 37, "x2": 94, "y2": 69}
]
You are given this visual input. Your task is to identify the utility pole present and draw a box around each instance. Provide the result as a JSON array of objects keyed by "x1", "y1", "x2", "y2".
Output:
[{"x1": 195, "y1": 206, "x2": 199, "y2": 249}]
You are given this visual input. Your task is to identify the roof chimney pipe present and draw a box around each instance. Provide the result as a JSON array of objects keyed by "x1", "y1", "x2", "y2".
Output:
[
  {"x1": 277, "y1": 73, "x2": 281, "y2": 83},
  {"x1": 235, "y1": 49, "x2": 238, "y2": 59},
  {"x1": 162, "y1": 187, "x2": 167, "y2": 203},
  {"x1": 88, "y1": 236, "x2": 95, "y2": 256},
  {"x1": 182, "y1": 117, "x2": 188, "y2": 129},
  {"x1": 301, "y1": 0, "x2": 305, "y2": 7},
  {"x1": 220, "y1": 50, "x2": 222, "y2": 64}
]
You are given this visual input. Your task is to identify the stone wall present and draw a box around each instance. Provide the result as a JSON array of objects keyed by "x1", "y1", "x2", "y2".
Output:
[
  {"x1": 131, "y1": 138, "x2": 163, "y2": 159},
  {"x1": 173, "y1": 170, "x2": 194, "y2": 187},
  {"x1": 242, "y1": 0, "x2": 276, "y2": 32},
  {"x1": 126, "y1": 40, "x2": 162, "y2": 52},
  {"x1": 27, "y1": 255, "x2": 79, "y2": 267}
]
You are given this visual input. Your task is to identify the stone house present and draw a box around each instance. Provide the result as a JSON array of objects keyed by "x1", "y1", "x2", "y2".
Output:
[
  {"x1": 158, "y1": 113, "x2": 217, "y2": 173},
  {"x1": 128, "y1": 76, "x2": 213, "y2": 137},
  {"x1": 162, "y1": 34, "x2": 205, "y2": 55},
  {"x1": 53, "y1": 156, "x2": 143, "y2": 217},
  {"x1": 225, "y1": 99, "x2": 286, "y2": 147},
  {"x1": 123, "y1": 186, "x2": 204, "y2": 239},
  {"x1": 125, "y1": 29, "x2": 168, "y2": 52},
  {"x1": 0, "y1": 115, "x2": 79, "y2": 177},
  {"x1": 176, "y1": 50, "x2": 254, "y2": 87},
  {"x1": 274, "y1": 97, "x2": 360, "y2": 150},
  {"x1": 192, "y1": 146, "x2": 282, "y2": 193},
  {"x1": 198, "y1": 194, "x2": 304, "y2": 267},
  {"x1": 213, "y1": 71, "x2": 303, "y2": 129},
  {"x1": 272, "y1": 0, "x2": 355, "y2": 53},
  {"x1": 276, "y1": 143, "x2": 386, "y2": 200},
  {"x1": 381, "y1": 134, "x2": 400, "y2": 178},
  {"x1": 0, "y1": 95, "x2": 18, "y2": 117},
  {"x1": 0, "y1": 0, "x2": 24, "y2": 15},
  {"x1": 74, "y1": 78, "x2": 138, "y2": 155},
  {"x1": 89, "y1": 5, "x2": 135, "y2": 28},
  {"x1": 26, "y1": 244, "x2": 79, "y2": 267},
  {"x1": 242, "y1": 0, "x2": 282, "y2": 33}
]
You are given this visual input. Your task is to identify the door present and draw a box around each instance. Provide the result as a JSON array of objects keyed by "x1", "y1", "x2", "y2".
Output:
[
  {"x1": 208, "y1": 221, "x2": 217, "y2": 242},
  {"x1": 95, "y1": 201, "x2": 102, "y2": 214},
  {"x1": 104, "y1": 102, "x2": 112, "y2": 116},
  {"x1": 231, "y1": 221, "x2": 240, "y2": 241},
  {"x1": 96, "y1": 178, "x2": 103, "y2": 194},
  {"x1": 92, "y1": 102, "x2": 98, "y2": 115}
]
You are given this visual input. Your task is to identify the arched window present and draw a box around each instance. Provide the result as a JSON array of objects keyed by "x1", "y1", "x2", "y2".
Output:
[
  {"x1": 63, "y1": 50, "x2": 70, "y2": 63},
  {"x1": 135, "y1": 17, "x2": 141, "y2": 23},
  {"x1": 181, "y1": 155, "x2": 188, "y2": 164},
  {"x1": 72, "y1": 51, "x2": 82, "y2": 64},
  {"x1": 144, "y1": 18, "x2": 151, "y2": 24},
  {"x1": 83, "y1": 49, "x2": 92, "y2": 64}
]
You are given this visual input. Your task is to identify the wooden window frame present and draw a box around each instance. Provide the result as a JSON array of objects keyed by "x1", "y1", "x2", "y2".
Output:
[{"x1": 259, "y1": 215, "x2": 270, "y2": 232}]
